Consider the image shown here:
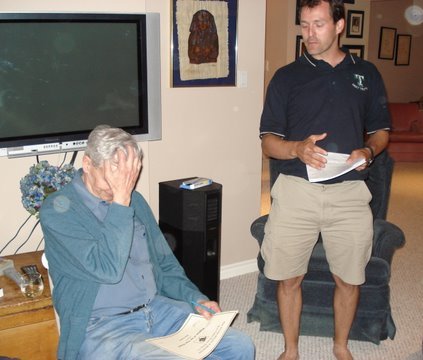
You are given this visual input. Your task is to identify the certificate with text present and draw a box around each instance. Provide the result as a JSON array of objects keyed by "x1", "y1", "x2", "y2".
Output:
[{"x1": 145, "y1": 310, "x2": 238, "y2": 359}]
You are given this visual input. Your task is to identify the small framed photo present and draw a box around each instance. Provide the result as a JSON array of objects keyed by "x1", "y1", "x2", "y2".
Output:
[
  {"x1": 395, "y1": 34, "x2": 412, "y2": 66},
  {"x1": 295, "y1": 35, "x2": 306, "y2": 59},
  {"x1": 346, "y1": 10, "x2": 364, "y2": 38},
  {"x1": 343, "y1": 44, "x2": 364, "y2": 59},
  {"x1": 378, "y1": 27, "x2": 397, "y2": 60}
]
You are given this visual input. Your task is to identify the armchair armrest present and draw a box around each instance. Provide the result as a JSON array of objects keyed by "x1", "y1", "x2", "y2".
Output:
[
  {"x1": 372, "y1": 219, "x2": 406, "y2": 264},
  {"x1": 250, "y1": 215, "x2": 268, "y2": 273},
  {"x1": 250, "y1": 215, "x2": 268, "y2": 247}
]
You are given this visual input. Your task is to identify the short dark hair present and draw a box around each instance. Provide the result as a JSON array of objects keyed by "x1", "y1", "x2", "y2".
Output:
[{"x1": 299, "y1": 0, "x2": 345, "y2": 23}]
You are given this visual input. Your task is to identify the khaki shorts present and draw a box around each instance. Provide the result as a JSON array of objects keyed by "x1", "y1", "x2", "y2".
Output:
[{"x1": 261, "y1": 174, "x2": 373, "y2": 285}]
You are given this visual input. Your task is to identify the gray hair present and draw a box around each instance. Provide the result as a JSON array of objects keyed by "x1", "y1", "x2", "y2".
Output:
[{"x1": 84, "y1": 125, "x2": 143, "y2": 167}]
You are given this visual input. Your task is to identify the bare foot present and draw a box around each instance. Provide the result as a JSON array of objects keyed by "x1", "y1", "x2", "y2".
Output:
[
  {"x1": 277, "y1": 351, "x2": 299, "y2": 360},
  {"x1": 333, "y1": 344, "x2": 353, "y2": 360}
]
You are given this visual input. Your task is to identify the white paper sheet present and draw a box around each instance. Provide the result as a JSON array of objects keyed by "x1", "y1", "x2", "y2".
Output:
[
  {"x1": 145, "y1": 310, "x2": 238, "y2": 360},
  {"x1": 306, "y1": 152, "x2": 366, "y2": 183}
]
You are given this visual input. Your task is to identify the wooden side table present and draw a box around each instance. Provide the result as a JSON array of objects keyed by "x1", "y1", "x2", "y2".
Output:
[{"x1": 0, "y1": 251, "x2": 58, "y2": 360}]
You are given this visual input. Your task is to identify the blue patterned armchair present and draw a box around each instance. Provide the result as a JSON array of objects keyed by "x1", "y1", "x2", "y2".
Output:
[{"x1": 247, "y1": 151, "x2": 405, "y2": 344}]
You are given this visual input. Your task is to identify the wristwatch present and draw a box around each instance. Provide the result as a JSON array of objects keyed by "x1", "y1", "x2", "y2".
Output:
[{"x1": 364, "y1": 146, "x2": 375, "y2": 165}]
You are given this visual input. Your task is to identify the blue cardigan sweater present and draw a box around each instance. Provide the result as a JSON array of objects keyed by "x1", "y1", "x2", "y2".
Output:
[{"x1": 40, "y1": 181, "x2": 205, "y2": 360}]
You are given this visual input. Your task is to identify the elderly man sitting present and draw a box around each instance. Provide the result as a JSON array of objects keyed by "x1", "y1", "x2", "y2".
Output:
[{"x1": 40, "y1": 125, "x2": 255, "y2": 360}]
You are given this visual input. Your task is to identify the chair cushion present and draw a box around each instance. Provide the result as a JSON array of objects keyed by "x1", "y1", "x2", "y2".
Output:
[
  {"x1": 389, "y1": 102, "x2": 422, "y2": 131},
  {"x1": 389, "y1": 131, "x2": 423, "y2": 142},
  {"x1": 411, "y1": 119, "x2": 423, "y2": 133}
]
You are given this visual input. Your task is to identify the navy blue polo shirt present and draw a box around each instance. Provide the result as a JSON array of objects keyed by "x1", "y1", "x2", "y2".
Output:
[{"x1": 260, "y1": 49, "x2": 391, "y2": 183}]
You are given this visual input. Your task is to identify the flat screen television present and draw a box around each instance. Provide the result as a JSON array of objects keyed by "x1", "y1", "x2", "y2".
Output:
[{"x1": 0, "y1": 12, "x2": 161, "y2": 158}]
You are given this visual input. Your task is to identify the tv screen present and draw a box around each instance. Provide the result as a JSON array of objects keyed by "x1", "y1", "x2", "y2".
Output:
[{"x1": 0, "y1": 13, "x2": 161, "y2": 158}]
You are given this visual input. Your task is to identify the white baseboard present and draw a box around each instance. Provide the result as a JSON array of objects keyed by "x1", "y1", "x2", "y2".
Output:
[{"x1": 220, "y1": 259, "x2": 258, "y2": 280}]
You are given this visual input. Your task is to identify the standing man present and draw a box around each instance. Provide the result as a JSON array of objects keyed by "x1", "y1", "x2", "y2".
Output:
[
  {"x1": 259, "y1": 1, "x2": 390, "y2": 360},
  {"x1": 40, "y1": 125, "x2": 254, "y2": 360}
]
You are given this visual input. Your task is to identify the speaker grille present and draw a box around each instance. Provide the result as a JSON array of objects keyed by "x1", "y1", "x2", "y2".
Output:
[{"x1": 207, "y1": 197, "x2": 219, "y2": 222}]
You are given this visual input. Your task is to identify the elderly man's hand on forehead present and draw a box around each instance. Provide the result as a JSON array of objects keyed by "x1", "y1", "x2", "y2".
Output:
[{"x1": 104, "y1": 145, "x2": 142, "y2": 206}]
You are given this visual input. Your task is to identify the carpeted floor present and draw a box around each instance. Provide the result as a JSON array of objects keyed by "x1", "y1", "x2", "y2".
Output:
[{"x1": 220, "y1": 161, "x2": 423, "y2": 360}]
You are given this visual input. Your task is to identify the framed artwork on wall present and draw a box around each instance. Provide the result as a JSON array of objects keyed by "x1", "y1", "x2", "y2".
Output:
[
  {"x1": 343, "y1": 44, "x2": 364, "y2": 59},
  {"x1": 295, "y1": 35, "x2": 306, "y2": 59},
  {"x1": 295, "y1": 0, "x2": 301, "y2": 25},
  {"x1": 378, "y1": 27, "x2": 397, "y2": 60},
  {"x1": 171, "y1": 0, "x2": 238, "y2": 87},
  {"x1": 346, "y1": 10, "x2": 364, "y2": 38},
  {"x1": 395, "y1": 34, "x2": 412, "y2": 66}
]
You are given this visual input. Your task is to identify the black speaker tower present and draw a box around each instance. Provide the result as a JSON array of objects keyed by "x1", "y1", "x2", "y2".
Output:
[{"x1": 159, "y1": 178, "x2": 222, "y2": 301}]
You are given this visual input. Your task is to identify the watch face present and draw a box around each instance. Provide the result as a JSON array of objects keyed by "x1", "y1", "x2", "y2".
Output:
[{"x1": 405, "y1": 5, "x2": 423, "y2": 25}]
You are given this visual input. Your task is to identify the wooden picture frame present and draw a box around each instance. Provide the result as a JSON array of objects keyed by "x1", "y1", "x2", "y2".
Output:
[
  {"x1": 171, "y1": 0, "x2": 238, "y2": 87},
  {"x1": 395, "y1": 34, "x2": 412, "y2": 66},
  {"x1": 344, "y1": 44, "x2": 364, "y2": 59},
  {"x1": 378, "y1": 27, "x2": 396, "y2": 60},
  {"x1": 346, "y1": 10, "x2": 364, "y2": 38},
  {"x1": 295, "y1": 0, "x2": 301, "y2": 25},
  {"x1": 295, "y1": 35, "x2": 306, "y2": 59}
]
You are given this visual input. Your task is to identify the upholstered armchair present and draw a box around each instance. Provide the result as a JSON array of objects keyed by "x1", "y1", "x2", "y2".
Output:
[{"x1": 247, "y1": 151, "x2": 405, "y2": 344}]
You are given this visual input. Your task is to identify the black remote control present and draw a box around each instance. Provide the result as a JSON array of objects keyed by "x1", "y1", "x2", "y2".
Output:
[{"x1": 21, "y1": 264, "x2": 41, "y2": 276}]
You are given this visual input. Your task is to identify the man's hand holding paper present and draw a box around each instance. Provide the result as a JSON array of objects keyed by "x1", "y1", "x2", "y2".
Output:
[{"x1": 306, "y1": 152, "x2": 366, "y2": 182}]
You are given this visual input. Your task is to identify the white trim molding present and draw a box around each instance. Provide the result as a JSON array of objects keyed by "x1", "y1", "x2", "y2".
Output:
[{"x1": 220, "y1": 259, "x2": 258, "y2": 280}]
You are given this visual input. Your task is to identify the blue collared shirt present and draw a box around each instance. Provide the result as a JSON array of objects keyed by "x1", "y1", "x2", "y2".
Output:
[{"x1": 73, "y1": 171, "x2": 157, "y2": 316}]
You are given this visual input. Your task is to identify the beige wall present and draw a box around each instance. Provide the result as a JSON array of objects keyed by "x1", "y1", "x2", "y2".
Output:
[
  {"x1": 264, "y1": 0, "x2": 291, "y2": 89},
  {"x1": 0, "y1": 0, "x2": 266, "y2": 271},
  {"x1": 368, "y1": 0, "x2": 423, "y2": 102}
]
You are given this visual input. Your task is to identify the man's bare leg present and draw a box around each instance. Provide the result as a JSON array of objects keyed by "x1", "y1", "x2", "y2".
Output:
[
  {"x1": 332, "y1": 274, "x2": 359, "y2": 360},
  {"x1": 276, "y1": 275, "x2": 304, "y2": 360}
]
